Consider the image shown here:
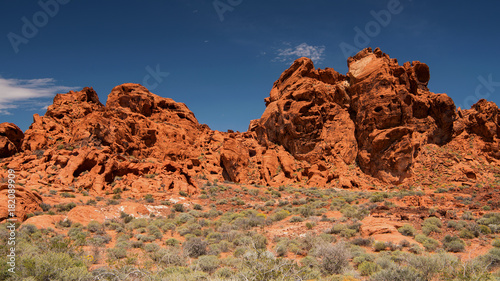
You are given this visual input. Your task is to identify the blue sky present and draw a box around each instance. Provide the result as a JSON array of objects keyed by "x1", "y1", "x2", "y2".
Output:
[{"x1": 1, "y1": 0, "x2": 499, "y2": 132}]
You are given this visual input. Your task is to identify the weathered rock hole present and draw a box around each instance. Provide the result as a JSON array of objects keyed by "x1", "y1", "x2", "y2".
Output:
[
  {"x1": 283, "y1": 101, "x2": 292, "y2": 111},
  {"x1": 73, "y1": 158, "x2": 98, "y2": 177},
  {"x1": 249, "y1": 149, "x2": 257, "y2": 157},
  {"x1": 165, "y1": 164, "x2": 177, "y2": 172},
  {"x1": 465, "y1": 172, "x2": 476, "y2": 180},
  {"x1": 374, "y1": 106, "x2": 383, "y2": 113}
]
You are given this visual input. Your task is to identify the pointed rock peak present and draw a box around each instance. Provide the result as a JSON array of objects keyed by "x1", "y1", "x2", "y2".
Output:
[{"x1": 277, "y1": 57, "x2": 315, "y2": 84}]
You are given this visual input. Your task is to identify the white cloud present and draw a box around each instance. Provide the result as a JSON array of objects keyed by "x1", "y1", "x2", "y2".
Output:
[
  {"x1": 0, "y1": 77, "x2": 78, "y2": 114},
  {"x1": 274, "y1": 42, "x2": 326, "y2": 63}
]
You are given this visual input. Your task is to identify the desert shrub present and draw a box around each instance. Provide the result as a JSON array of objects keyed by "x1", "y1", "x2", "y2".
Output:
[
  {"x1": 40, "y1": 203, "x2": 51, "y2": 212},
  {"x1": 299, "y1": 205, "x2": 314, "y2": 217},
  {"x1": 175, "y1": 213, "x2": 194, "y2": 224},
  {"x1": 87, "y1": 220, "x2": 103, "y2": 233},
  {"x1": 358, "y1": 261, "x2": 380, "y2": 276},
  {"x1": 462, "y1": 211, "x2": 475, "y2": 220},
  {"x1": 422, "y1": 217, "x2": 442, "y2": 235},
  {"x1": 15, "y1": 252, "x2": 91, "y2": 281},
  {"x1": 447, "y1": 220, "x2": 467, "y2": 230},
  {"x1": 147, "y1": 225, "x2": 163, "y2": 239},
  {"x1": 251, "y1": 233, "x2": 268, "y2": 250},
  {"x1": 459, "y1": 229, "x2": 476, "y2": 239},
  {"x1": 486, "y1": 247, "x2": 500, "y2": 266},
  {"x1": 217, "y1": 240, "x2": 232, "y2": 253},
  {"x1": 313, "y1": 241, "x2": 351, "y2": 275},
  {"x1": 405, "y1": 252, "x2": 458, "y2": 280},
  {"x1": 421, "y1": 237, "x2": 439, "y2": 251},
  {"x1": 351, "y1": 237, "x2": 373, "y2": 247},
  {"x1": 370, "y1": 264, "x2": 422, "y2": 281},
  {"x1": 144, "y1": 243, "x2": 160, "y2": 253},
  {"x1": 165, "y1": 238, "x2": 180, "y2": 247},
  {"x1": 131, "y1": 241, "x2": 144, "y2": 248},
  {"x1": 275, "y1": 238, "x2": 289, "y2": 257},
  {"x1": 479, "y1": 225, "x2": 492, "y2": 235},
  {"x1": 136, "y1": 234, "x2": 155, "y2": 242},
  {"x1": 56, "y1": 202, "x2": 77, "y2": 212},
  {"x1": 373, "y1": 241, "x2": 386, "y2": 252},
  {"x1": 340, "y1": 204, "x2": 369, "y2": 220},
  {"x1": 442, "y1": 235, "x2": 465, "y2": 252},
  {"x1": 173, "y1": 203, "x2": 185, "y2": 212},
  {"x1": 237, "y1": 250, "x2": 306, "y2": 281},
  {"x1": 158, "y1": 247, "x2": 187, "y2": 266},
  {"x1": 129, "y1": 218, "x2": 148, "y2": 229},
  {"x1": 270, "y1": 209, "x2": 290, "y2": 222},
  {"x1": 215, "y1": 267, "x2": 236, "y2": 279},
  {"x1": 183, "y1": 237, "x2": 208, "y2": 258},
  {"x1": 398, "y1": 224, "x2": 416, "y2": 237},
  {"x1": 493, "y1": 239, "x2": 500, "y2": 248},
  {"x1": 193, "y1": 255, "x2": 220, "y2": 273},
  {"x1": 108, "y1": 247, "x2": 128, "y2": 259}
]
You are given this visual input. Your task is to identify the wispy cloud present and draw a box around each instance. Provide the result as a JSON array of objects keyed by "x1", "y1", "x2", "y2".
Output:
[
  {"x1": 0, "y1": 77, "x2": 78, "y2": 114},
  {"x1": 274, "y1": 42, "x2": 326, "y2": 63}
]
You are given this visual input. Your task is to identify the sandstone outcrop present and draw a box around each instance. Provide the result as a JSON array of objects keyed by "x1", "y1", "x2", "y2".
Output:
[
  {"x1": 2, "y1": 47, "x2": 500, "y2": 222},
  {"x1": 0, "y1": 123, "x2": 24, "y2": 158}
]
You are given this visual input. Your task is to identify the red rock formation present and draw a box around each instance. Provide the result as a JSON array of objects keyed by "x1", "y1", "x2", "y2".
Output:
[
  {"x1": 347, "y1": 48, "x2": 456, "y2": 183},
  {"x1": 3, "y1": 47, "x2": 500, "y2": 223},
  {"x1": 0, "y1": 123, "x2": 24, "y2": 158},
  {"x1": 455, "y1": 99, "x2": 500, "y2": 160},
  {"x1": 0, "y1": 184, "x2": 42, "y2": 221}
]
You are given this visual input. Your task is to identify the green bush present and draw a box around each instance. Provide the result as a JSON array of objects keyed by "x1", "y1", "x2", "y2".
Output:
[
  {"x1": 193, "y1": 255, "x2": 219, "y2": 273},
  {"x1": 414, "y1": 235, "x2": 439, "y2": 252},
  {"x1": 183, "y1": 237, "x2": 208, "y2": 258},
  {"x1": 447, "y1": 220, "x2": 467, "y2": 230},
  {"x1": 16, "y1": 252, "x2": 91, "y2": 281},
  {"x1": 358, "y1": 261, "x2": 380, "y2": 276},
  {"x1": 147, "y1": 225, "x2": 163, "y2": 239},
  {"x1": 275, "y1": 239, "x2": 289, "y2": 257},
  {"x1": 422, "y1": 217, "x2": 442, "y2": 235},
  {"x1": 289, "y1": 216, "x2": 304, "y2": 223},
  {"x1": 87, "y1": 220, "x2": 103, "y2": 233},
  {"x1": 340, "y1": 204, "x2": 369, "y2": 220},
  {"x1": 165, "y1": 238, "x2": 180, "y2": 247},
  {"x1": 108, "y1": 247, "x2": 128, "y2": 259},
  {"x1": 459, "y1": 229, "x2": 476, "y2": 239},
  {"x1": 492, "y1": 239, "x2": 500, "y2": 248},
  {"x1": 370, "y1": 264, "x2": 422, "y2": 281},
  {"x1": 144, "y1": 243, "x2": 160, "y2": 253},
  {"x1": 442, "y1": 235, "x2": 465, "y2": 252},
  {"x1": 398, "y1": 224, "x2": 416, "y2": 237},
  {"x1": 373, "y1": 241, "x2": 386, "y2": 252},
  {"x1": 173, "y1": 203, "x2": 185, "y2": 212},
  {"x1": 313, "y1": 242, "x2": 351, "y2": 275},
  {"x1": 270, "y1": 209, "x2": 290, "y2": 222}
]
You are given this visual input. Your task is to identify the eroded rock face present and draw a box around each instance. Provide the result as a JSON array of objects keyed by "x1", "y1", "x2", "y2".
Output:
[
  {"x1": 0, "y1": 123, "x2": 24, "y2": 158},
  {"x1": 252, "y1": 48, "x2": 458, "y2": 183},
  {"x1": 347, "y1": 48, "x2": 456, "y2": 183},
  {"x1": 0, "y1": 185, "x2": 42, "y2": 221},
  {"x1": 3, "y1": 46, "x2": 500, "y2": 221},
  {"x1": 251, "y1": 57, "x2": 358, "y2": 165},
  {"x1": 455, "y1": 99, "x2": 500, "y2": 159}
]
